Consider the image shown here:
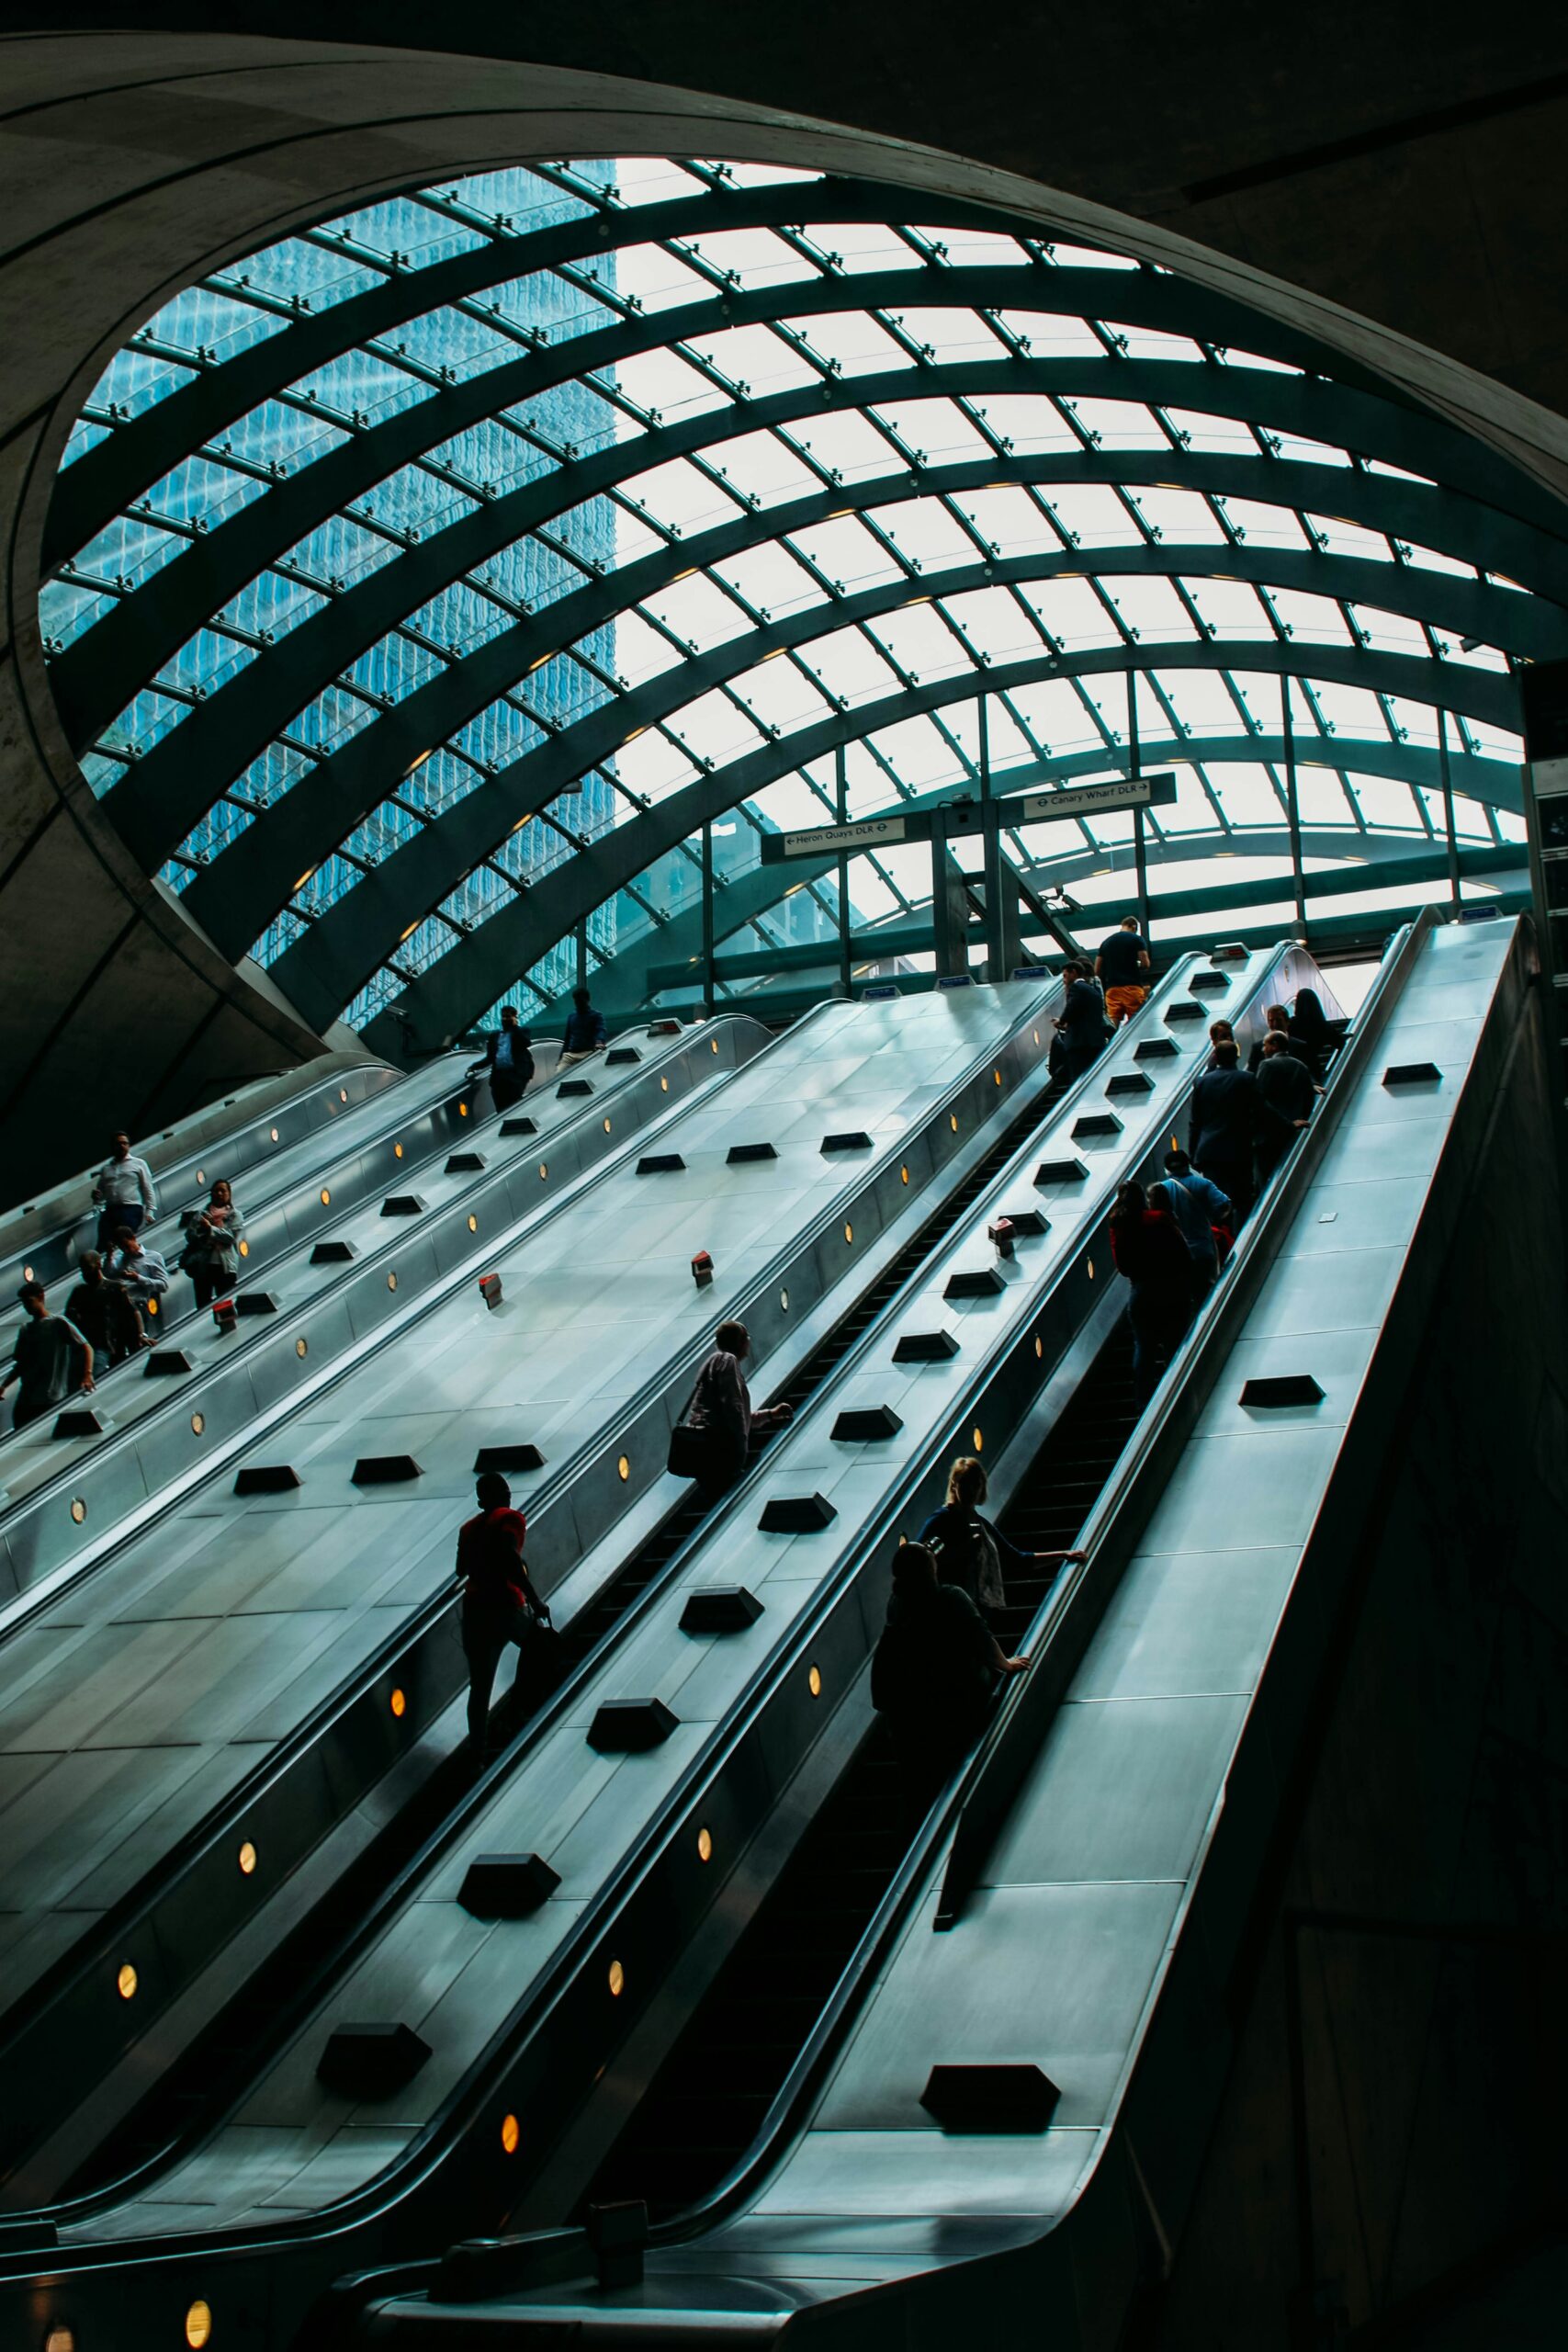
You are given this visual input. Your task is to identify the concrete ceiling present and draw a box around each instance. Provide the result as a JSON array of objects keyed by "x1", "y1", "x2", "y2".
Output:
[{"x1": 20, "y1": 4, "x2": 1568, "y2": 415}]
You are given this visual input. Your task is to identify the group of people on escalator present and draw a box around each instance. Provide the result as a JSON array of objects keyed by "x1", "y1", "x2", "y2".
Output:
[
  {"x1": 1109, "y1": 986, "x2": 1337, "y2": 1403},
  {"x1": 2, "y1": 1134, "x2": 248, "y2": 1430}
]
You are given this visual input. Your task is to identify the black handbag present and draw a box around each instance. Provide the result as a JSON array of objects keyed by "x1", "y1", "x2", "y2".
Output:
[{"x1": 667, "y1": 1420, "x2": 712, "y2": 1480}]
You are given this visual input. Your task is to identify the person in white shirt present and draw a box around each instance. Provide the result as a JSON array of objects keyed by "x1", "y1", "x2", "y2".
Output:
[
  {"x1": 91, "y1": 1133, "x2": 158, "y2": 1250},
  {"x1": 105, "y1": 1227, "x2": 171, "y2": 1315}
]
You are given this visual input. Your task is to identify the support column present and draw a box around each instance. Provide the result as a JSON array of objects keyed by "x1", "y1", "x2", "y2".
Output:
[
  {"x1": 1128, "y1": 671, "x2": 1151, "y2": 946},
  {"x1": 930, "y1": 816, "x2": 971, "y2": 979},
  {"x1": 1281, "y1": 680, "x2": 1307, "y2": 933},
  {"x1": 979, "y1": 694, "x2": 1008, "y2": 980},
  {"x1": 700, "y1": 818, "x2": 715, "y2": 1018},
  {"x1": 835, "y1": 741, "x2": 852, "y2": 999},
  {"x1": 1437, "y1": 707, "x2": 1463, "y2": 909}
]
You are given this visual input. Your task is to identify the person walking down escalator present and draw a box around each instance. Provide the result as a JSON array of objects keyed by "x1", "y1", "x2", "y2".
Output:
[
  {"x1": 479, "y1": 1004, "x2": 535, "y2": 1114},
  {"x1": 668, "y1": 1319, "x2": 794, "y2": 1502},
  {"x1": 178, "y1": 1179, "x2": 245, "y2": 1312},
  {"x1": 456, "y1": 1470, "x2": 551, "y2": 1756},
  {"x1": 871, "y1": 1540, "x2": 1030, "y2": 1797},
  {"x1": 1109, "y1": 1181, "x2": 1194, "y2": 1405},
  {"x1": 918, "y1": 1455, "x2": 1083, "y2": 1627},
  {"x1": 559, "y1": 985, "x2": 607, "y2": 1070},
  {"x1": 1054, "y1": 960, "x2": 1111, "y2": 1085}
]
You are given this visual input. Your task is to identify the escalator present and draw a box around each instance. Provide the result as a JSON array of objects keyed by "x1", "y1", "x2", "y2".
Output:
[
  {"x1": 335, "y1": 911, "x2": 1544, "y2": 2352},
  {"x1": 0, "y1": 977, "x2": 1067, "y2": 2219},
  {"x1": 0, "y1": 947, "x2": 1315, "y2": 2348},
  {"x1": 584, "y1": 1325, "x2": 1140, "y2": 2218},
  {"x1": 60, "y1": 1004, "x2": 1089, "y2": 2204}
]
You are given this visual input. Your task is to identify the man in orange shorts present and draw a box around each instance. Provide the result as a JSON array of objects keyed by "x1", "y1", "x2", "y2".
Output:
[{"x1": 1096, "y1": 912, "x2": 1152, "y2": 1024}]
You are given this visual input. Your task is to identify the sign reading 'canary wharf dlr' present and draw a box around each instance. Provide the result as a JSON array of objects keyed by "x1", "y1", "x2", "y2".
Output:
[{"x1": 760, "y1": 771, "x2": 1177, "y2": 863}]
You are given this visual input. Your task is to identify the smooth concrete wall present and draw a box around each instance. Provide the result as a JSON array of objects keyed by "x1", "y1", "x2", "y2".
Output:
[{"x1": 1151, "y1": 960, "x2": 1568, "y2": 2347}]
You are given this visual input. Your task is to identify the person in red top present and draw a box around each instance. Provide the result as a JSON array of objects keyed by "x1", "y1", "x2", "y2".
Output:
[
  {"x1": 457, "y1": 1469, "x2": 547, "y2": 1753},
  {"x1": 1108, "y1": 1180, "x2": 1194, "y2": 1403}
]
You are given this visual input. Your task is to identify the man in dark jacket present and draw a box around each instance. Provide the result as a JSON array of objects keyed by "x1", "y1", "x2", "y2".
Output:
[
  {"x1": 1254, "y1": 1032, "x2": 1317, "y2": 1180},
  {"x1": 1055, "y1": 960, "x2": 1111, "y2": 1083},
  {"x1": 560, "y1": 986, "x2": 607, "y2": 1068},
  {"x1": 871, "y1": 1541, "x2": 1028, "y2": 1790},
  {"x1": 480, "y1": 1005, "x2": 535, "y2": 1113},
  {"x1": 456, "y1": 1470, "x2": 547, "y2": 1752},
  {"x1": 65, "y1": 1251, "x2": 144, "y2": 1365},
  {"x1": 1188, "y1": 1040, "x2": 1262, "y2": 1224}
]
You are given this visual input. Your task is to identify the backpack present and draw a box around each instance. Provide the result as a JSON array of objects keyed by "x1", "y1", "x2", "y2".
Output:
[{"x1": 928, "y1": 1513, "x2": 1006, "y2": 1612}]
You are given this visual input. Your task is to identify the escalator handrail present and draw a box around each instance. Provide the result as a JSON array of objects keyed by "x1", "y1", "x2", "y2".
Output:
[
  {"x1": 0, "y1": 1046, "x2": 515, "y2": 1448},
  {"x1": 0, "y1": 1022, "x2": 748, "y2": 1521},
  {"x1": 635, "y1": 912, "x2": 1433, "y2": 2257},
  {"x1": 0, "y1": 1029, "x2": 776, "y2": 2068},
  {"x1": 5, "y1": 982, "x2": 1066, "y2": 2236},
  {"x1": 934, "y1": 909, "x2": 1431, "y2": 1923}
]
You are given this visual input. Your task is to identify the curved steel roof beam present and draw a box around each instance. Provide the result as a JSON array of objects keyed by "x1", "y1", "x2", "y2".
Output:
[
  {"x1": 352, "y1": 683, "x2": 1524, "y2": 1056},
  {"x1": 270, "y1": 632, "x2": 1521, "y2": 1040},
  {"x1": 54, "y1": 175, "x2": 1224, "y2": 562},
  {"x1": 57, "y1": 266, "x2": 1563, "y2": 704},
  {"x1": 69, "y1": 359, "x2": 1568, "y2": 776},
  {"x1": 553, "y1": 811, "x2": 1520, "y2": 1025},
  {"x1": 175, "y1": 537, "x2": 1540, "y2": 967},
  {"x1": 122, "y1": 451, "x2": 1553, "y2": 889}
]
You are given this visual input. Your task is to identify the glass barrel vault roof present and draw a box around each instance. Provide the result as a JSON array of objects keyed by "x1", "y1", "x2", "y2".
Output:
[{"x1": 39, "y1": 152, "x2": 1561, "y2": 1045}]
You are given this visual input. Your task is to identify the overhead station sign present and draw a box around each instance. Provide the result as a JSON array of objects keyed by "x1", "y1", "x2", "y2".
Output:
[
  {"x1": 759, "y1": 772, "x2": 1178, "y2": 864},
  {"x1": 1009, "y1": 770, "x2": 1178, "y2": 825},
  {"x1": 761, "y1": 813, "x2": 909, "y2": 864}
]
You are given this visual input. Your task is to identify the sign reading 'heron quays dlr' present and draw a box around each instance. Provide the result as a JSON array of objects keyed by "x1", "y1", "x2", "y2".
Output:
[{"x1": 760, "y1": 772, "x2": 1177, "y2": 864}]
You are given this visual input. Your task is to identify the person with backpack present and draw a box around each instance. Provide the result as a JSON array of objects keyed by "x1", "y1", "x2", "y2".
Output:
[
  {"x1": 455, "y1": 1469, "x2": 550, "y2": 1754},
  {"x1": 918, "y1": 1455, "x2": 1084, "y2": 1624},
  {"x1": 871, "y1": 1540, "x2": 1031, "y2": 1788},
  {"x1": 1157, "y1": 1148, "x2": 1233, "y2": 1301}
]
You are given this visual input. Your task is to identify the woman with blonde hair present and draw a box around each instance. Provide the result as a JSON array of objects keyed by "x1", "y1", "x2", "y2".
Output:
[{"x1": 918, "y1": 1454, "x2": 1084, "y2": 1622}]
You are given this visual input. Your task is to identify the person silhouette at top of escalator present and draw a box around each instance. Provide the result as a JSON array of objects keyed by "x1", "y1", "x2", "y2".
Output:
[
  {"x1": 1055, "y1": 960, "x2": 1111, "y2": 1083},
  {"x1": 559, "y1": 986, "x2": 608, "y2": 1070},
  {"x1": 478, "y1": 1005, "x2": 534, "y2": 1114}
]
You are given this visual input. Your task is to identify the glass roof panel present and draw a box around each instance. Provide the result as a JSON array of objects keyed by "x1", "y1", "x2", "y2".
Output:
[
  {"x1": 780, "y1": 410, "x2": 904, "y2": 481},
  {"x1": 785, "y1": 311, "x2": 916, "y2": 377},
  {"x1": 47, "y1": 151, "x2": 1554, "y2": 1035},
  {"x1": 786, "y1": 514, "x2": 904, "y2": 592},
  {"x1": 868, "y1": 601, "x2": 976, "y2": 677},
  {"x1": 800, "y1": 222, "x2": 922, "y2": 274}
]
